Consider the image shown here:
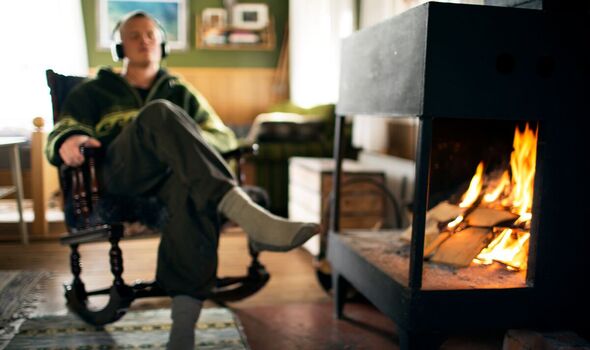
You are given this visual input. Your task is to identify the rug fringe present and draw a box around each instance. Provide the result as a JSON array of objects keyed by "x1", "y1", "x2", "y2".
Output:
[{"x1": 0, "y1": 271, "x2": 52, "y2": 350}]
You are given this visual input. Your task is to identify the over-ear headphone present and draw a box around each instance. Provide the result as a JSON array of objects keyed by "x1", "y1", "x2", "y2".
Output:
[{"x1": 110, "y1": 11, "x2": 170, "y2": 62}]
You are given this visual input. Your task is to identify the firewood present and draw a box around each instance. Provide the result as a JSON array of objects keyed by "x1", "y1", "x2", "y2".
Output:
[
  {"x1": 424, "y1": 231, "x2": 451, "y2": 258},
  {"x1": 401, "y1": 218, "x2": 441, "y2": 246},
  {"x1": 428, "y1": 201, "x2": 463, "y2": 222},
  {"x1": 430, "y1": 227, "x2": 493, "y2": 267},
  {"x1": 400, "y1": 201, "x2": 462, "y2": 242},
  {"x1": 466, "y1": 207, "x2": 518, "y2": 227}
]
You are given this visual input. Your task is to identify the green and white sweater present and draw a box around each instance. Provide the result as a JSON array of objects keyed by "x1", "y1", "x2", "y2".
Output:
[{"x1": 46, "y1": 67, "x2": 237, "y2": 166}]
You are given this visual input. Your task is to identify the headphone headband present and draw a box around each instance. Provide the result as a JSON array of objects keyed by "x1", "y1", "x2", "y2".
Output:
[{"x1": 110, "y1": 11, "x2": 169, "y2": 62}]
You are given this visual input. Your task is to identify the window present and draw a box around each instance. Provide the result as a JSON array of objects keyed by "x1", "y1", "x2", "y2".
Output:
[{"x1": 0, "y1": 0, "x2": 88, "y2": 135}]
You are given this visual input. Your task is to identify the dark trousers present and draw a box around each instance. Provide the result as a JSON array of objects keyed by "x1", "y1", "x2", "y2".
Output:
[{"x1": 102, "y1": 99, "x2": 236, "y2": 298}]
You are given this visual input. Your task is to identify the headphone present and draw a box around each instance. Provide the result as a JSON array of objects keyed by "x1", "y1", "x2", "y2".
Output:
[{"x1": 110, "y1": 11, "x2": 170, "y2": 62}]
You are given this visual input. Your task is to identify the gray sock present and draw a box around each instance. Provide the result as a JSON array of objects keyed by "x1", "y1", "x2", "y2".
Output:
[
  {"x1": 218, "y1": 187, "x2": 320, "y2": 251},
  {"x1": 167, "y1": 295, "x2": 203, "y2": 350}
]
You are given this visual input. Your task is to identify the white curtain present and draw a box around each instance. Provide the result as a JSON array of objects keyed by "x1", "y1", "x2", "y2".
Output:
[
  {"x1": 289, "y1": 0, "x2": 354, "y2": 108},
  {"x1": 0, "y1": 0, "x2": 88, "y2": 135}
]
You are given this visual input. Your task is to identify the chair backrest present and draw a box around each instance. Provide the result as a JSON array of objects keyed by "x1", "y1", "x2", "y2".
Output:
[{"x1": 45, "y1": 69, "x2": 87, "y2": 124}]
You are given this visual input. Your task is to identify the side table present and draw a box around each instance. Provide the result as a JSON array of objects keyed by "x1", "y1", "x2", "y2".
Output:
[{"x1": 0, "y1": 137, "x2": 28, "y2": 244}]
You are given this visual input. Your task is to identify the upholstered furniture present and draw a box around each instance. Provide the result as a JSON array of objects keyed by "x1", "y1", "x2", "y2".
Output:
[{"x1": 247, "y1": 102, "x2": 356, "y2": 217}]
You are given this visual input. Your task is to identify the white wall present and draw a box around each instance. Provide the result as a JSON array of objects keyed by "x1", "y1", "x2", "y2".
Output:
[{"x1": 0, "y1": 0, "x2": 88, "y2": 135}]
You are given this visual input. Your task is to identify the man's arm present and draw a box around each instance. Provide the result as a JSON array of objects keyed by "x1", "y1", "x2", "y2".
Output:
[
  {"x1": 57, "y1": 135, "x2": 102, "y2": 167},
  {"x1": 46, "y1": 87, "x2": 100, "y2": 166}
]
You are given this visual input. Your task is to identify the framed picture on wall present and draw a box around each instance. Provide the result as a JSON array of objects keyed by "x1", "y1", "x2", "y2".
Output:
[{"x1": 97, "y1": 0, "x2": 188, "y2": 51}]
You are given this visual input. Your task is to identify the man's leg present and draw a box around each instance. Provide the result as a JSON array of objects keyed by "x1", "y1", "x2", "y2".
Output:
[
  {"x1": 218, "y1": 188, "x2": 320, "y2": 251},
  {"x1": 102, "y1": 99, "x2": 235, "y2": 210},
  {"x1": 103, "y1": 99, "x2": 318, "y2": 252},
  {"x1": 167, "y1": 295, "x2": 203, "y2": 350}
]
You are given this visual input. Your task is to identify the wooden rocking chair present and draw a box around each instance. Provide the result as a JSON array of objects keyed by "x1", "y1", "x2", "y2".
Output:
[{"x1": 46, "y1": 69, "x2": 270, "y2": 326}]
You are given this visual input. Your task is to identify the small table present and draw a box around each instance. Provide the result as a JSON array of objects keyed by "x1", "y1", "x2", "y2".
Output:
[{"x1": 0, "y1": 137, "x2": 28, "y2": 244}]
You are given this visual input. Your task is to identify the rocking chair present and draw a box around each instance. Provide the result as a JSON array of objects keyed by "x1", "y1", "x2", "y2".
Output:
[{"x1": 46, "y1": 69, "x2": 270, "y2": 326}]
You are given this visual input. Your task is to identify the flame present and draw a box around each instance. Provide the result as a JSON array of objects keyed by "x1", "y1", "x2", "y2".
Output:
[
  {"x1": 467, "y1": 123, "x2": 537, "y2": 270},
  {"x1": 475, "y1": 229, "x2": 530, "y2": 270},
  {"x1": 447, "y1": 215, "x2": 464, "y2": 229},
  {"x1": 459, "y1": 161, "x2": 484, "y2": 208},
  {"x1": 509, "y1": 124, "x2": 537, "y2": 221},
  {"x1": 483, "y1": 170, "x2": 510, "y2": 203}
]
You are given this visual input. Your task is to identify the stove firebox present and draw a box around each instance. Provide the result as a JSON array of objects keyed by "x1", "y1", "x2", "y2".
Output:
[{"x1": 328, "y1": 3, "x2": 590, "y2": 349}]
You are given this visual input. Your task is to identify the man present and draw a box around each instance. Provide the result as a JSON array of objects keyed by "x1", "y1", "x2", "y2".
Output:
[{"x1": 46, "y1": 11, "x2": 319, "y2": 349}]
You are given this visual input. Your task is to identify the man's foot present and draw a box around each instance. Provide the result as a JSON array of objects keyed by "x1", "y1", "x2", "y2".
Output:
[
  {"x1": 248, "y1": 223, "x2": 320, "y2": 252},
  {"x1": 219, "y1": 187, "x2": 320, "y2": 252}
]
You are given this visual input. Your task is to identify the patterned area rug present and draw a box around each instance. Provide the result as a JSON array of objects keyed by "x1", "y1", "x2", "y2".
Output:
[
  {"x1": 5, "y1": 308, "x2": 249, "y2": 350},
  {"x1": 0, "y1": 270, "x2": 51, "y2": 350}
]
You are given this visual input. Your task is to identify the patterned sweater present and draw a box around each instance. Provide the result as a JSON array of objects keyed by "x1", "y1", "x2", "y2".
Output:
[{"x1": 46, "y1": 67, "x2": 237, "y2": 165}]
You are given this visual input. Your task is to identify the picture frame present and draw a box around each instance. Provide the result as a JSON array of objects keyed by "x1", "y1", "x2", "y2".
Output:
[
  {"x1": 202, "y1": 8, "x2": 227, "y2": 29},
  {"x1": 97, "y1": 0, "x2": 188, "y2": 51},
  {"x1": 232, "y1": 3, "x2": 269, "y2": 30}
]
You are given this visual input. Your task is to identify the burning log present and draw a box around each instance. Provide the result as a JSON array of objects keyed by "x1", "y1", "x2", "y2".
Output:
[
  {"x1": 423, "y1": 231, "x2": 451, "y2": 258},
  {"x1": 422, "y1": 199, "x2": 482, "y2": 259},
  {"x1": 427, "y1": 201, "x2": 464, "y2": 222},
  {"x1": 465, "y1": 207, "x2": 518, "y2": 227},
  {"x1": 430, "y1": 227, "x2": 493, "y2": 267},
  {"x1": 400, "y1": 201, "x2": 462, "y2": 246},
  {"x1": 474, "y1": 227, "x2": 530, "y2": 270}
]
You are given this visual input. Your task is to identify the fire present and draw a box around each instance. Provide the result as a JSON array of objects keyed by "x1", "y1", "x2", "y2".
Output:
[
  {"x1": 459, "y1": 161, "x2": 484, "y2": 208},
  {"x1": 473, "y1": 123, "x2": 537, "y2": 270},
  {"x1": 483, "y1": 170, "x2": 510, "y2": 203},
  {"x1": 446, "y1": 123, "x2": 538, "y2": 270},
  {"x1": 506, "y1": 123, "x2": 537, "y2": 223},
  {"x1": 447, "y1": 215, "x2": 464, "y2": 229},
  {"x1": 474, "y1": 228, "x2": 530, "y2": 270}
]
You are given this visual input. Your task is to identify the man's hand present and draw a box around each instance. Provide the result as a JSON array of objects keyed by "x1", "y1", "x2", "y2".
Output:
[{"x1": 59, "y1": 135, "x2": 102, "y2": 167}]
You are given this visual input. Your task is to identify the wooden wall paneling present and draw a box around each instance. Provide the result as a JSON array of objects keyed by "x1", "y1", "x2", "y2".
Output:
[
  {"x1": 169, "y1": 67, "x2": 286, "y2": 127},
  {"x1": 89, "y1": 67, "x2": 286, "y2": 127}
]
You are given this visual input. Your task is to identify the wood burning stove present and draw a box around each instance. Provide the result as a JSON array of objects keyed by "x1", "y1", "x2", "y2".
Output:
[{"x1": 327, "y1": 2, "x2": 590, "y2": 349}]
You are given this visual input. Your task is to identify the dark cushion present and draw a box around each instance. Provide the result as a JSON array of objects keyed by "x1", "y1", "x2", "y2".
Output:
[
  {"x1": 46, "y1": 69, "x2": 87, "y2": 124},
  {"x1": 256, "y1": 120, "x2": 326, "y2": 142}
]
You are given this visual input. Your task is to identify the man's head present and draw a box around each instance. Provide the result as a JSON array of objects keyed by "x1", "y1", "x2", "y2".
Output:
[{"x1": 111, "y1": 11, "x2": 169, "y2": 65}]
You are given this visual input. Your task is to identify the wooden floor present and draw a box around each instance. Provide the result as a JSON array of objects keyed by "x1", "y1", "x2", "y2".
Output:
[
  {"x1": 0, "y1": 228, "x2": 399, "y2": 349},
  {"x1": 0, "y1": 228, "x2": 508, "y2": 349}
]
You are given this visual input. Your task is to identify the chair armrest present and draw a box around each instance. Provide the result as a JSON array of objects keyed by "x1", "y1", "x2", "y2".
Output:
[{"x1": 59, "y1": 146, "x2": 104, "y2": 230}]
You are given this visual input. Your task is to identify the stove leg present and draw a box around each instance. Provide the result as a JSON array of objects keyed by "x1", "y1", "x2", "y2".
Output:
[
  {"x1": 398, "y1": 329, "x2": 445, "y2": 350},
  {"x1": 333, "y1": 271, "x2": 350, "y2": 319}
]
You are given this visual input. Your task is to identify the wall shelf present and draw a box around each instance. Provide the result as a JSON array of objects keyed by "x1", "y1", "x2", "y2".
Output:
[{"x1": 196, "y1": 16, "x2": 276, "y2": 51}]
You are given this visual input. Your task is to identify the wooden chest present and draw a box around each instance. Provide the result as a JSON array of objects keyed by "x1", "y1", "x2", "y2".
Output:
[{"x1": 288, "y1": 157, "x2": 386, "y2": 233}]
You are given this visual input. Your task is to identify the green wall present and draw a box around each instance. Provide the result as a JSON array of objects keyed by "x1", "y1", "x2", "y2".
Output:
[{"x1": 81, "y1": 0, "x2": 288, "y2": 68}]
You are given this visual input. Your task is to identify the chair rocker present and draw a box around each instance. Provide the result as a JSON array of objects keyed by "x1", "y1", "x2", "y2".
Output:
[{"x1": 46, "y1": 69, "x2": 270, "y2": 326}]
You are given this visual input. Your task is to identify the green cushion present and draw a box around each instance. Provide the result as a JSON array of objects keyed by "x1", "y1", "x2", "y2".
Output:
[
  {"x1": 268, "y1": 101, "x2": 335, "y2": 121},
  {"x1": 250, "y1": 102, "x2": 338, "y2": 216}
]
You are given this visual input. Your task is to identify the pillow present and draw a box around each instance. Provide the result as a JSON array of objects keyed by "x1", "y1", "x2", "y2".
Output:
[
  {"x1": 45, "y1": 70, "x2": 87, "y2": 123},
  {"x1": 246, "y1": 112, "x2": 326, "y2": 143},
  {"x1": 268, "y1": 101, "x2": 335, "y2": 122}
]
